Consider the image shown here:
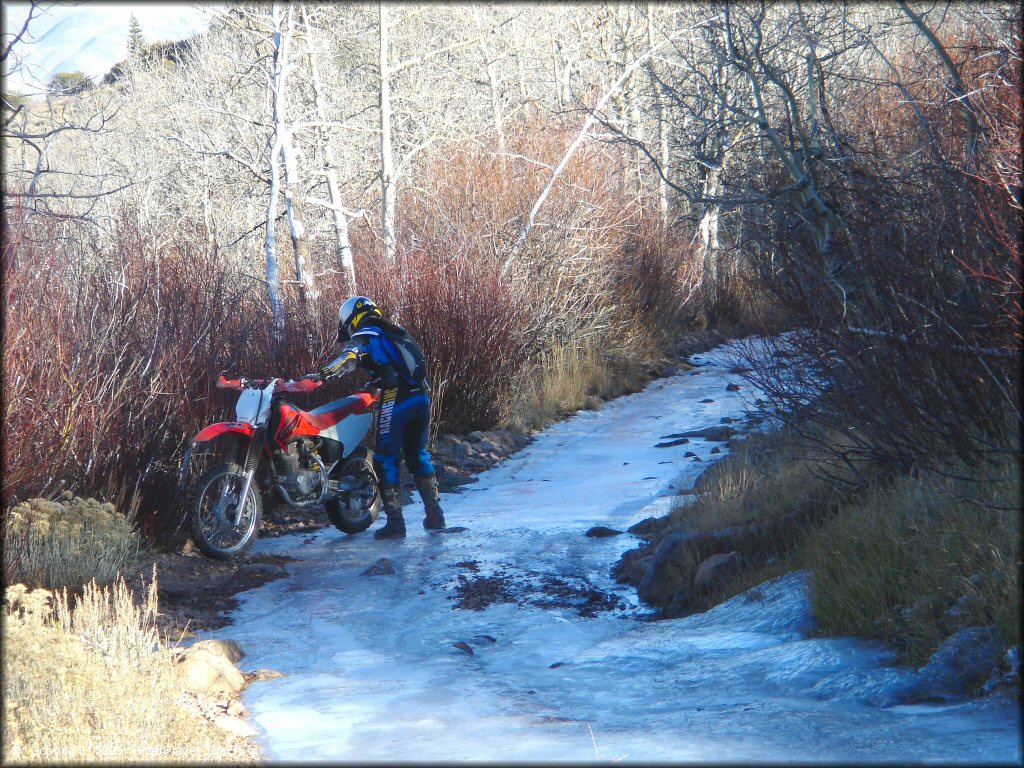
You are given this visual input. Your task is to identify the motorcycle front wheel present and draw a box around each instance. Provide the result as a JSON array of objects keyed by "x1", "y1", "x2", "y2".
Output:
[
  {"x1": 325, "y1": 455, "x2": 381, "y2": 534},
  {"x1": 188, "y1": 462, "x2": 263, "y2": 559}
]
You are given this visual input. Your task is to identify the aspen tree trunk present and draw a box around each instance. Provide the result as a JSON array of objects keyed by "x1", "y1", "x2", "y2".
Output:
[
  {"x1": 647, "y1": 3, "x2": 669, "y2": 231},
  {"x1": 264, "y1": 3, "x2": 288, "y2": 337},
  {"x1": 379, "y1": 2, "x2": 398, "y2": 264},
  {"x1": 504, "y1": 30, "x2": 682, "y2": 274},
  {"x1": 271, "y1": 3, "x2": 316, "y2": 319},
  {"x1": 474, "y1": 7, "x2": 506, "y2": 156},
  {"x1": 303, "y1": 4, "x2": 357, "y2": 294}
]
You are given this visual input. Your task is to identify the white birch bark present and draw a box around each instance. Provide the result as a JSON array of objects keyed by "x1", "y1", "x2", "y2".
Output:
[
  {"x1": 379, "y1": 2, "x2": 397, "y2": 264},
  {"x1": 264, "y1": 4, "x2": 287, "y2": 336},
  {"x1": 303, "y1": 4, "x2": 357, "y2": 294}
]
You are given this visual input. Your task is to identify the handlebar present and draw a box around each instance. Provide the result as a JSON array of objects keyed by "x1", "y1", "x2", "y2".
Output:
[{"x1": 215, "y1": 375, "x2": 322, "y2": 394}]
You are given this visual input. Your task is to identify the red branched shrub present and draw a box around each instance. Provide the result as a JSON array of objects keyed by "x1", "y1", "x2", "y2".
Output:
[
  {"x1": 350, "y1": 249, "x2": 531, "y2": 434},
  {"x1": 743, "y1": 20, "x2": 1022, "y2": 476},
  {"x1": 2, "y1": 205, "x2": 322, "y2": 541}
]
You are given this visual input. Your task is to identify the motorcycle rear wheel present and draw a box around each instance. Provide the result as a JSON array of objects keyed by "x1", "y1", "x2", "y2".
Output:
[
  {"x1": 188, "y1": 462, "x2": 263, "y2": 559},
  {"x1": 325, "y1": 455, "x2": 381, "y2": 534}
]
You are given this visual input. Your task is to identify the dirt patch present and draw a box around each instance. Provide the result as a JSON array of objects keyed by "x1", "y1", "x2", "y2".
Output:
[{"x1": 447, "y1": 566, "x2": 626, "y2": 618}]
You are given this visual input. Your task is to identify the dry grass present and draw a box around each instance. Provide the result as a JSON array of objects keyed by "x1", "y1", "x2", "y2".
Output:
[
  {"x1": 506, "y1": 343, "x2": 612, "y2": 431},
  {"x1": 668, "y1": 426, "x2": 842, "y2": 535},
  {"x1": 2, "y1": 571, "x2": 255, "y2": 764},
  {"x1": 800, "y1": 462, "x2": 1021, "y2": 666},
  {"x1": 641, "y1": 426, "x2": 847, "y2": 612},
  {"x1": 655, "y1": 419, "x2": 1020, "y2": 670},
  {"x1": 3, "y1": 494, "x2": 142, "y2": 590}
]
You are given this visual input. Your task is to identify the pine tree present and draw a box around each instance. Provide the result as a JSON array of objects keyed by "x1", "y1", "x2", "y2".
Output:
[{"x1": 127, "y1": 14, "x2": 144, "y2": 57}]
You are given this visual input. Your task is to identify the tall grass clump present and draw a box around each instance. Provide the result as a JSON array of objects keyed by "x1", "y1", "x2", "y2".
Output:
[
  {"x1": 3, "y1": 494, "x2": 141, "y2": 590},
  {"x1": 636, "y1": 426, "x2": 852, "y2": 613},
  {"x1": 800, "y1": 463, "x2": 1021, "y2": 666},
  {"x1": 2, "y1": 574, "x2": 251, "y2": 763}
]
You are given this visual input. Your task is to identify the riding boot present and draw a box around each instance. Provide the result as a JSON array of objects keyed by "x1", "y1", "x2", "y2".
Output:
[
  {"x1": 373, "y1": 484, "x2": 406, "y2": 539},
  {"x1": 416, "y1": 474, "x2": 446, "y2": 530}
]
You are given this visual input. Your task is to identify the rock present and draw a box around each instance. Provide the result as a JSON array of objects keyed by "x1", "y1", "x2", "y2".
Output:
[
  {"x1": 626, "y1": 517, "x2": 667, "y2": 539},
  {"x1": 213, "y1": 714, "x2": 259, "y2": 739},
  {"x1": 916, "y1": 626, "x2": 1003, "y2": 696},
  {"x1": 176, "y1": 646, "x2": 246, "y2": 697},
  {"x1": 246, "y1": 668, "x2": 286, "y2": 683},
  {"x1": 613, "y1": 546, "x2": 654, "y2": 586},
  {"x1": 710, "y1": 447, "x2": 721, "y2": 454},
  {"x1": 693, "y1": 551, "x2": 741, "y2": 590},
  {"x1": 585, "y1": 526, "x2": 622, "y2": 538},
  {"x1": 361, "y1": 558, "x2": 396, "y2": 576},
  {"x1": 700, "y1": 398, "x2": 714, "y2": 403},
  {"x1": 726, "y1": 382, "x2": 741, "y2": 391},
  {"x1": 661, "y1": 426, "x2": 736, "y2": 441},
  {"x1": 637, "y1": 532, "x2": 696, "y2": 606},
  {"x1": 190, "y1": 638, "x2": 245, "y2": 665},
  {"x1": 655, "y1": 438, "x2": 689, "y2": 448},
  {"x1": 226, "y1": 698, "x2": 249, "y2": 718},
  {"x1": 228, "y1": 562, "x2": 287, "y2": 582}
]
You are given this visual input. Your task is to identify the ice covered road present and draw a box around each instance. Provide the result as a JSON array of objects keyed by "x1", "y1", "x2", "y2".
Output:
[{"x1": 207, "y1": 340, "x2": 1021, "y2": 763}]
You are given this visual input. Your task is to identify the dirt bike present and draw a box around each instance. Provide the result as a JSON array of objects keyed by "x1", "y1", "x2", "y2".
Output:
[{"x1": 178, "y1": 375, "x2": 382, "y2": 559}]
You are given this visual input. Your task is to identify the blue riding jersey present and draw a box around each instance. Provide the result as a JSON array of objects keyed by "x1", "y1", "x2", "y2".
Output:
[{"x1": 320, "y1": 321, "x2": 434, "y2": 486}]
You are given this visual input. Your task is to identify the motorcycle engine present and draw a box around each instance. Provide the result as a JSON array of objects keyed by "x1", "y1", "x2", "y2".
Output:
[{"x1": 275, "y1": 440, "x2": 325, "y2": 500}]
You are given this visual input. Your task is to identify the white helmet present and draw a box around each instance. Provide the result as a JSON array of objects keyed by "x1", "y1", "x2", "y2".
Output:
[{"x1": 337, "y1": 295, "x2": 381, "y2": 341}]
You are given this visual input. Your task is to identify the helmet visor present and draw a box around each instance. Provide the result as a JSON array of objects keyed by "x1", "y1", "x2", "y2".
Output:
[{"x1": 336, "y1": 320, "x2": 349, "y2": 344}]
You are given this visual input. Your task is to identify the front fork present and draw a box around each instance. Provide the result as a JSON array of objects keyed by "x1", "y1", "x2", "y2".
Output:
[{"x1": 232, "y1": 428, "x2": 266, "y2": 521}]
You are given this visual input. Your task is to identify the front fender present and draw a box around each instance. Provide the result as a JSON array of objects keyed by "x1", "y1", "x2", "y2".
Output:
[
  {"x1": 178, "y1": 422, "x2": 257, "y2": 491},
  {"x1": 192, "y1": 421, "x2": 256, "y2": 444}
]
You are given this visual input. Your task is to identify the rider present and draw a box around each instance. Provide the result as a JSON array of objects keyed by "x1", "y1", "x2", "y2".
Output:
[{"x1": 315, "y1": 296, "x2": 446, "y2": 539}]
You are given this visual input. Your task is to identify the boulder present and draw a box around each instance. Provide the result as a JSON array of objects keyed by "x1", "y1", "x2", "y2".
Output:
[
  {"x1": 361, "y1": 558, "x2": 396, "y2": 576},
  {"x1": 190, "y1": 638, "x2": 245, "y2": 665},
  {"x1": 613, "y1": 546, "x2": 655, "y2": 585},
  {"x1": 693, "y1": 551, "x2": 740, "y2": 590},
  {"x1": 637, "y1": 532, "x2": 695, "y2": 606},
  {"x1": 585, "y1": 526, "x2": 622, "y2": 538},
  {"x1": 176, "y1": 646, "x2": 246, "y2": 698}
]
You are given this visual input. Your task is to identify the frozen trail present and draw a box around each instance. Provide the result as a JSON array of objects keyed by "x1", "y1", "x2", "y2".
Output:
[{"x1": 214, "y1": 341, "x2": 1021, "y2": 763}]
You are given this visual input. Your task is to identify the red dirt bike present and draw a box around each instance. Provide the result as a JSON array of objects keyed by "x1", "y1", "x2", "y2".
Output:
[{"x1": 178, "y1": 375, "x2": 382, "y2": 559}]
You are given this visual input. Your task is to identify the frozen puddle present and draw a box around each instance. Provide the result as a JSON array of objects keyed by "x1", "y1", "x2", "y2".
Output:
[{"x1": 212, "y1": 341, "x2": 1021, "y2": 763}]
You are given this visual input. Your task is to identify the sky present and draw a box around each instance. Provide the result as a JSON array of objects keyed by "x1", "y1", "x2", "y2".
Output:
[{"x1": 2, "y1": 1, "x2": 220, "y2": 94}]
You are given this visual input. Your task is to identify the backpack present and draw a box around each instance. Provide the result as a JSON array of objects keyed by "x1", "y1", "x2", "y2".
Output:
[{"x1": 378, "y1": 325, "x2": 427, "y2": 386}]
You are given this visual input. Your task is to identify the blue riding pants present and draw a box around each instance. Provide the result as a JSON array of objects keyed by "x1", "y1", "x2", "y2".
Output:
[{"x1": 374, "y1": 388, "x2": 434, "y2": 487}]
